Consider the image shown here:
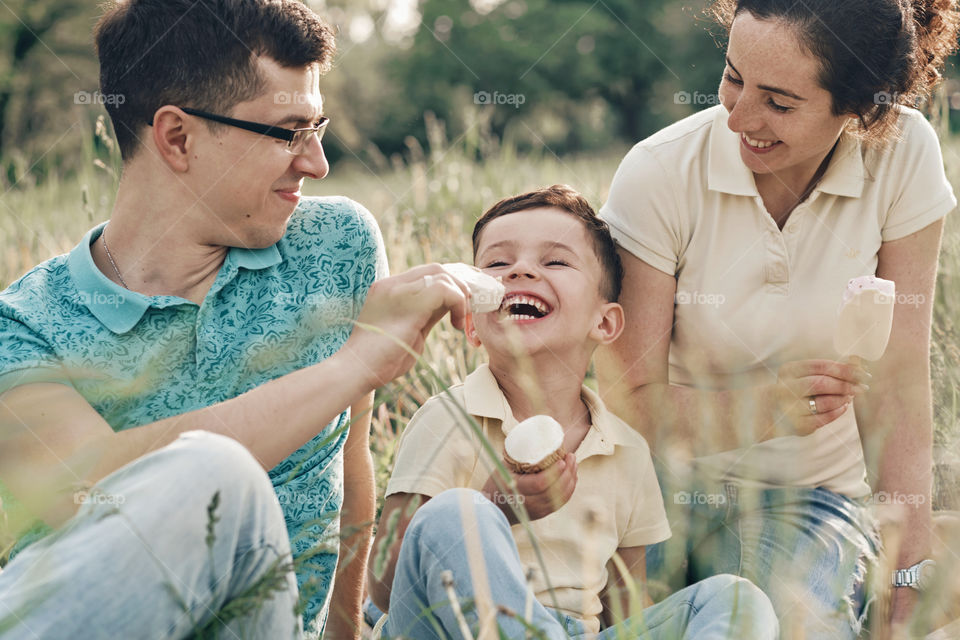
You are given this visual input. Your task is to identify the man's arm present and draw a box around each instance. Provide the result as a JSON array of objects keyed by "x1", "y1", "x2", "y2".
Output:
[
  {"x1": 367, "y1": 492, "x2": 429, "y2": 613},
  {"x1": 0, "y1": 264, "x2": 469, "y2": 529},
  {"x1": 325, "y1": 392, "x2": 376, "y2": 639},
  {"x1": 600, "y1": 546, "x2": 651, "y2": 629}
]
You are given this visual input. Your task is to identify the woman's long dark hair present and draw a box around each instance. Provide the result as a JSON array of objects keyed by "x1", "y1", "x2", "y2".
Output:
[{"x1": 709, "y1": 0, "x2": 960, "y2": 141}]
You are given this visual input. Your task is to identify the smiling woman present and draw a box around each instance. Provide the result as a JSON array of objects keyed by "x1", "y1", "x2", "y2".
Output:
[{"x1": 595, "y1": 1, "x2": 960, "y2": 638}]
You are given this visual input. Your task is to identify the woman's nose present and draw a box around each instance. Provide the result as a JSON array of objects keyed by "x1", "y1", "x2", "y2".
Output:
[{"x1": 726, "y1": 94, "x2": 761, "y2": 134}]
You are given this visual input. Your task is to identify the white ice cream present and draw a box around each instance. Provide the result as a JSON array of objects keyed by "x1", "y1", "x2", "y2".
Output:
[
  {"x1": 833, "y1": 275, "x2": 896, "y2": 361},
  {"x1": 504, "y1": 415, "x2": 564, "y2": 467},
  {"x1": 442, "y1": 262, "x2": 505, "y2": 313}
]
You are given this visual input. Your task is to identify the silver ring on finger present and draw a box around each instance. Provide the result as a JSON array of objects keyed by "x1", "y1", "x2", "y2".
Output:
[{"x1": 808, "y1": 397, "x2": 818, "y2": 415}]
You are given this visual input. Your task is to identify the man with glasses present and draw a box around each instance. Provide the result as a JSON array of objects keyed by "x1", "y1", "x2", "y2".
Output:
[{"x1": 0, "y1": 1, "x2": 468, "y2": 638}]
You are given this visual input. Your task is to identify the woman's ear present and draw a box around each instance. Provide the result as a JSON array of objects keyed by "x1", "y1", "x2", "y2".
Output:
[
  {"x1": 465, "y1": 314, "x2": 482, "y2": 347},
  {"x1": 590, "y1": 302, "x2": 625, "y2": 346}
]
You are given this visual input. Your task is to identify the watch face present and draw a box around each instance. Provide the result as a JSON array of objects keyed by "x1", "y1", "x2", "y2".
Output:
[{"x1": 916, "y1": 560, "x2": 936, "y2": 590}]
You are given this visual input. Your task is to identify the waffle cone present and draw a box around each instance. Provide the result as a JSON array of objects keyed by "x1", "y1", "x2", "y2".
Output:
[{"x1": 503, "y1": 446, "x2": 566, "y2": 474}]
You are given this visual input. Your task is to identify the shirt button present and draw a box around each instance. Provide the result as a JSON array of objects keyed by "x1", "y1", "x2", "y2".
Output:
[{"x1": 787, "y1": 223, "x2": 799, "y2": 234}]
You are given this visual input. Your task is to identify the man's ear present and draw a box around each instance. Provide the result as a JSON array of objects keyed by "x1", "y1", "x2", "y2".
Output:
[
  {"x1": 589, "y1": 302, "x2": 624, "y2": 346},
  {"x1": 151, "y1": 106, "x2": 193, "y2": 172},
  {"x1": 465, "y1": 314, "x2": 482, "y2": 347}
]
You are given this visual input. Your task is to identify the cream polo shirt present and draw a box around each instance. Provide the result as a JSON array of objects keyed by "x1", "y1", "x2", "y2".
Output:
[
  {"x1": 386, "y1": 364, "x2": 671, "y2": 634},
  {"x1": 600, "y1": 105, "x2": 956, "y2": 498}
]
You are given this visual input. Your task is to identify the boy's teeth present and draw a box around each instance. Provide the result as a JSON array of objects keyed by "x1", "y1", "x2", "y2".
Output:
[
  {"x1": 744, "y1": 134, "x2": 777, "y2": 149},
  {"x1": 504, "y1": 294, "x2": 549, "y2": 315}
]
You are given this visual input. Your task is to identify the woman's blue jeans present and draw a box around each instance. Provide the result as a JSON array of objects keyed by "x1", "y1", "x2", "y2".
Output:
[
  {"x1": 378, "y1": 488, "x2": 779, "y2": 639},
  {"x1": 0, "y1": 431, "x2": 301, "y2": 639},
  {"x1": 646, "y1": 469, "x2": 879, "y2": 640}
]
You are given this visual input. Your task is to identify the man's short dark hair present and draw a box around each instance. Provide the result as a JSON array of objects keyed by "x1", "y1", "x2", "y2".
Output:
[
  {"x1": 95, "y1": 0, "x2": 336, "y2": 160},
  {"x1": 472, "y1": 185, "x2": 624, "y2": 303}
]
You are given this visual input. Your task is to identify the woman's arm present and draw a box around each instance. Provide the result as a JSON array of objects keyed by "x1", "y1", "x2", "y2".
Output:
[
  {"x1": 596, "y1": 248, "x2": 862, "y2": 457},
  {"x1": 855, "y1": 218, "x2": 944, "y2": 624}
]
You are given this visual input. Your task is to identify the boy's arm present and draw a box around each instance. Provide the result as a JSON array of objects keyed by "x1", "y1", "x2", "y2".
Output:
[
  {"x1": 326, "y1": 392, "x2": 376, "y2": 639},
  {"x1": 600, "y1": 546, "x2": 653, "y2": 629},
  {"x1": 367, "y1": 492, "x2": 430, "y2": 613}
]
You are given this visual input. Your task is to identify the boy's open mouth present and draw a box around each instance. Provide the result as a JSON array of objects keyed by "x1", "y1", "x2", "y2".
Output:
[{"x1": 500, "y1": 293, "x2": 553, "y2": 321}]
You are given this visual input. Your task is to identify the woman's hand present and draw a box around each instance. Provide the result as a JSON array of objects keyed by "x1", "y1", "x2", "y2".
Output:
[{"x1": 771, "y1": 359, "x2": 871, "y2": 437}]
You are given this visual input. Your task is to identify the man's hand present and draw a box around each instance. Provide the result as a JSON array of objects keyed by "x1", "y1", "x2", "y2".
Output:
[
  {"x1": 481, "y1": 453, "x2": 578, "y2": 525},
  {"x1": 340, "y1": 264, "x2": 469, "y2": 390}
]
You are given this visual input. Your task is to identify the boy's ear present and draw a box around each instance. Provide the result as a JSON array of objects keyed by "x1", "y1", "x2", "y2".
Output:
[
  {"x1": 589, "y1": 302, "x2": 624, "y2": 345},
  {"x1": 464, "y1": 314, "x2": 482, "y2": 347}
]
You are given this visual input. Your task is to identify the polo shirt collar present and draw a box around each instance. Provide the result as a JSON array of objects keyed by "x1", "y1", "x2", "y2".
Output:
[
  {"x1": 461, "y1": 364, "x2": 640, "y2": 458},
  {"x1": 67, "y1": 222, "x2": 281, "y2": 335},
  {"x1": 707, "y1": 106, "x2": 865, "y2": 199}
]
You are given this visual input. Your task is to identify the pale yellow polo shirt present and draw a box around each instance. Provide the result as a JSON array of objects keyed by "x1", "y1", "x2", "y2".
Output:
[
  {"x1": 600, "y1": 105, "x2": 956, "y2": 498},
  {"x1": 386, "y1": 364, "x2": 671, "y2": 634}
]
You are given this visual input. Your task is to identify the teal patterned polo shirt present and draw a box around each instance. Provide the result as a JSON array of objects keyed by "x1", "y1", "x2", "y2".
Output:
[{"x1": 0, "y1": 196, "x2": 388, "y2": 632}]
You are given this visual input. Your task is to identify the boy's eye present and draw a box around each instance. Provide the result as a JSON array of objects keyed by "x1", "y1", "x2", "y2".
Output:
[
  {"x1": 483, "y1": 260, "x2": 507, "y2": 268},
  {"x1": 546, "y1": 259, "x2": 569, "y2": 267}
]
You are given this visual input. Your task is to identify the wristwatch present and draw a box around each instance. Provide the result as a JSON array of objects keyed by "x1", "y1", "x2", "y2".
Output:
[{"x1": 891, "y1": 559, "x2": 936, "y2": 590}]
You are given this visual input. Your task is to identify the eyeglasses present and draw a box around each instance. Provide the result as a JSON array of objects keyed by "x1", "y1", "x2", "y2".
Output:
[{"x1": 176, "y1": 107, "x2": 329, "y2": 155}]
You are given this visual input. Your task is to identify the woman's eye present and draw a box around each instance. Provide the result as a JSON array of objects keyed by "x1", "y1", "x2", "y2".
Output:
[
  {"x1": 724, "y1": 72, "x2": 743, "y2": 86},
  {"x1": 768, "y1": 99, "x2": 791, "y2": 113}
]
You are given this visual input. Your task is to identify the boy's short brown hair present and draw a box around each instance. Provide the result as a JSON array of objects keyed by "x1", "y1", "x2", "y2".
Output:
[{"x1": 472, "y1": 185, "x2": 624, "y2": 302}]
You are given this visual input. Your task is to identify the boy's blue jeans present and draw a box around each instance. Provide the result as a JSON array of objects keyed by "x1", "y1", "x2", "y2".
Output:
[
  {"x1": 0, "y1": 431, "x2": 302, "y2": 640},
  {"x1": 646, "y1": 471, "x2": 879, "y2": 640},
  {"x1": 376, "y1": 488, "x2": 778, "y2": 639}
]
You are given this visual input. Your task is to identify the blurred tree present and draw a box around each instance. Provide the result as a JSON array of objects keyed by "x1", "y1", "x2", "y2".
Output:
[{"x1": 388, "y1": 0, "x2": 726, "y2": 152}]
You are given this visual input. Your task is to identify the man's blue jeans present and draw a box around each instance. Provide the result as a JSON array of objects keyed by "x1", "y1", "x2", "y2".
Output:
[
  {"x1": 380, "y1": 488, "x2": 779, "y2": 639},
  {"x1": 0, "y1": 431, "x2": 301, "y2": 639}
]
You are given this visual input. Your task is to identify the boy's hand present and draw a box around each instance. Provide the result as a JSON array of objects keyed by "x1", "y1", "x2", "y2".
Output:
[
  {"x1": 340, "y1": 264, "x2": 469, "y2": 389},
  {"x1": 481, "y1": 453, "x2": 578, "y2": 525}
]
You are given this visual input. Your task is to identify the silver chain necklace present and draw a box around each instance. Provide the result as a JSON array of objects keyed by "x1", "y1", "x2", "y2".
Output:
[{"x1": 101, "y1": 226, "x2": 129, "y2": 290}]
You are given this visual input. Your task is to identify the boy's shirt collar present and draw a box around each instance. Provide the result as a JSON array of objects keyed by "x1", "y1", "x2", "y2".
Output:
[{"x1": 461, "y1": 363, "x2": 645, "y2": 460}]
